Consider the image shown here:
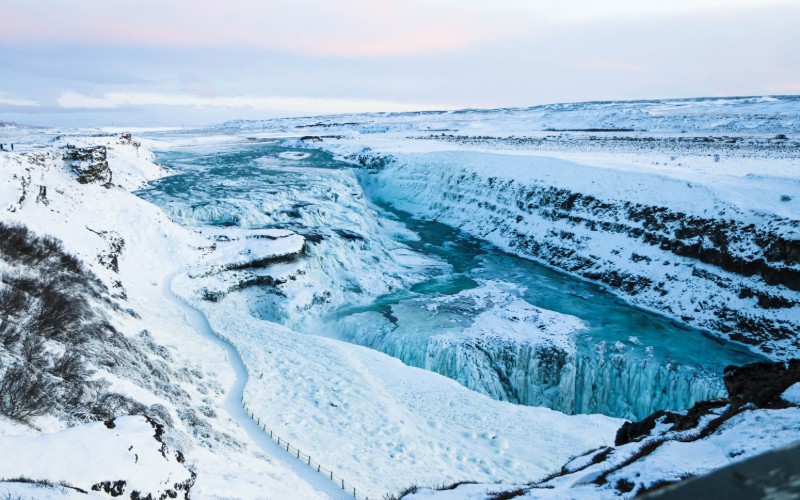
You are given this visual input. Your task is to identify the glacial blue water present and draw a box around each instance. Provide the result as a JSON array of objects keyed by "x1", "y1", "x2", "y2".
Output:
[{"x1": 139, "y1": 139, "x2": 762, "y2": 420}]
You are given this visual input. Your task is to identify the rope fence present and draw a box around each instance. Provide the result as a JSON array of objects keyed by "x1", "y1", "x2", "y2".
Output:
[
  {"x1": 168, "y1": 280, "x2": 368, "y2": 499},
  {"x1": 242, "y1": 400, "x2": 369, "y2": 500}
]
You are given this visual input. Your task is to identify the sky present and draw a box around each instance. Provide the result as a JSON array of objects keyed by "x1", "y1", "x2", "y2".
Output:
[{"x1": 1, "y1": 0, "x2": 799, "y2": 127}]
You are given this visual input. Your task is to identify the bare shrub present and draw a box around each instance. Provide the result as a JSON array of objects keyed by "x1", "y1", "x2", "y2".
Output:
[
  {"x1": 0, "y1": 286, "x2": 30, "y2": 319},
  {"x1": 146, "y1": 404, "x2": 174, "y2": 427},
  {"x1": 0, "y1": 222, "x2": 178, "y2": 429},
  {"x1": 27, "y1": 286, "x2": 88, "y2": 341},
  {"x1": 52, "y1": 351, "x2": 92, "y2": 383},
  {"x1": 0, "y1": 364, "x2": 53, "y2": 421},
  {"x1": 89, "y1": 392, "x2": 147, "y2": 422},
  {"x1": 0, "y1": 323, "x2": 22, "y2": 349},
  {"x1": 19, "y1": 335, "x2": 48, "y2": 368}
]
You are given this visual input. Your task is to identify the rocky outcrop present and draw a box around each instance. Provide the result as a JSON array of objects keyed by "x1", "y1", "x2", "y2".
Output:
[
  {"x1": 723, "y1": 359, "x2": 800, "y2": 408},
  {"x1": 615, "y1": 360, "x2": 800, "y2": 447},
  {"x1": 64, "y1": 145, "x2": 113, "y2": 186},
  {"x1": 502, "y1": 188, "x2": 800, "y2": 350}
]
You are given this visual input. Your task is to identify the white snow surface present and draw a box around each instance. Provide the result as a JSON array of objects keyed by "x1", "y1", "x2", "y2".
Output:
[
  {"x1": 2, "y1": 96, "x2": 799, "y2": 499},
  {"x1": 423, "y1": 280, "x2": 584, "y2": 352},
  {"x1": 172, "y1": 274, "x2": 620, "y2": 499},
  {"x1": 0, "y1": 416, "x2": 189, "y2": 496},
  {"x1": 406, "y1": 406, "x2": 800, "y2": 500},
  {"x1": 782, "y1": 383, "x2": 800, "y2": 406}
]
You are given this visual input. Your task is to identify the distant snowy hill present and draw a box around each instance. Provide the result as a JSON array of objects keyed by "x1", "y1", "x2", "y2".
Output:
[
  {"x1": 0, "y1": 121, "x2": 43, "y2": 129},
  {"x1": 215, "y1": 95, "x2": 800, "y2": 135}
]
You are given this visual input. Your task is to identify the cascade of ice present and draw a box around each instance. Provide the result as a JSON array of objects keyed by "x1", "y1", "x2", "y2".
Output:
[
  {"x1": 332, "y1": 313, "x2": 729, "y2": 420},
  {"x1": 573, "y1": 346, "x2": 726, "y2": 419}
]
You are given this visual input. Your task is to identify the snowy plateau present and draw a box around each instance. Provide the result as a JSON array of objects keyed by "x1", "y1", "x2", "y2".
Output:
[{"x1": 0, "y1": 96, "x2": 798, "y2": 499}]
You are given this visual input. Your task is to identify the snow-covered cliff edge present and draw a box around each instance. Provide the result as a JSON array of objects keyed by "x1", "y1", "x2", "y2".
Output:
[{"x1": 356, "y1": 150, "x2": 799, "y2": 359}]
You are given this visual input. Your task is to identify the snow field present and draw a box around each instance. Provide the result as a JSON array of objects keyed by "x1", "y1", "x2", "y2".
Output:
[
  {"x1": 172, "y1": 272, "x2": 621, "y2": 498},
  {"x1": 0, "y1": 416, "x2": 190, "y2": 496}
]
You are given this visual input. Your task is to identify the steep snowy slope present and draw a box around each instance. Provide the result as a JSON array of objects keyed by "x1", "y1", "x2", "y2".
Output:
[{"x1": 0, "y1": 135, "x2": 333, "y2": 499}]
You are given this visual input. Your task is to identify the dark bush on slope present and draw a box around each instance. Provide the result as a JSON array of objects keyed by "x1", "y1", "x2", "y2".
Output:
[
  {"x1": 51, "y1": 351, "x2": 92, "y2": 383},
  {"x1": 0, "y1": 365, "x2": 53, "y2": 420},
  {"x1": 0, "y1": 222, "x2": 178, "y2": 425}
]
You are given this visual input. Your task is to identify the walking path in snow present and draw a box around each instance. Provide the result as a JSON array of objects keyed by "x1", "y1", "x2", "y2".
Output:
[{"x1": 163, "y1": 272, "x2": 352, "y2": 500}]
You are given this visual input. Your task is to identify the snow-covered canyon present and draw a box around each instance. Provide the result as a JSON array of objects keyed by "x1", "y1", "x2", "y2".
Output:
[
  {"x1": 356, "y1": 151, "x2": 799, "y2": 360},
  {"x1": 0, "y1": 95, "x2": 798, "y2": 499},
  {"x1": 138, "y1": 139, "x2": 760, "y2": 423}
]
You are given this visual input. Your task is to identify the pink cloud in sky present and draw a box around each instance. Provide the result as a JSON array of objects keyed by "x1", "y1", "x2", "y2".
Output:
[
  {"x1": 4, "y1": 0, "x2": 797, "y2": 58},
  {"x1": 0, "y1": 0, "x2": 526, "y2": 56},
  {"x1": 766, "y1": 83, "x2": 800, "y2": 93}
]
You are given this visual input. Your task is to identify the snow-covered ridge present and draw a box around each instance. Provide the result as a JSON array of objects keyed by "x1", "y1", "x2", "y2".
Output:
[
  {"x1": 213, "y1": 95, "x2": 800, "y2": 136},
  {"x1": 0, "y1": 416, "x2": 193, "y2": 499}
]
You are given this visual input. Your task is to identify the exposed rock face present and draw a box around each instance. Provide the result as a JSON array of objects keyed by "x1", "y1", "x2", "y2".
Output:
[
  {"x1": 64, "y1": 145, "x2": 113, "y2": 186},
  {"x1": 724, "y1": 359, "x2": 800, "y2": 408},
  {"x1": 0, "y1": 416, "x2": 196, "y2": 499},
  {"x1": 495, "y1": 186, "x2": 799, "y2": 353},
  {"x1": 614, "y1": 398, "x2": 728, "y2": 446}
]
